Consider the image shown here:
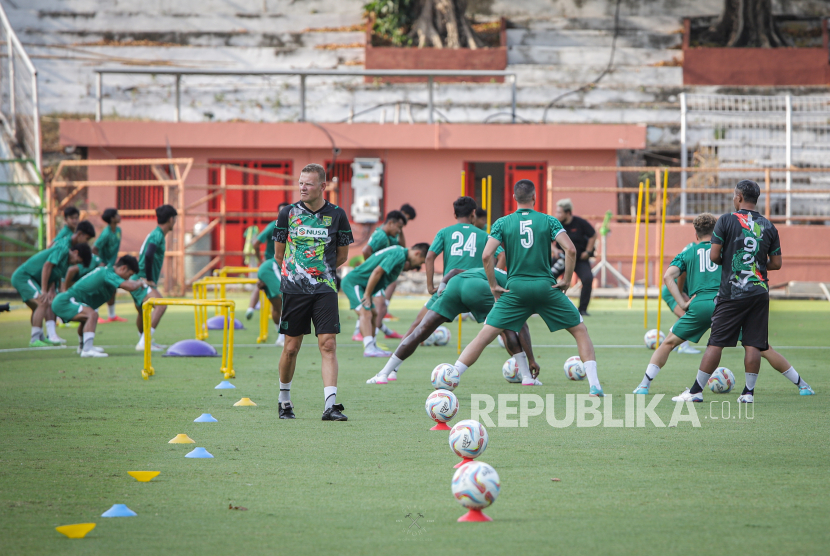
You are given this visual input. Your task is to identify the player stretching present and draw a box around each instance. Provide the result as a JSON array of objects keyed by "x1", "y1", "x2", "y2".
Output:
[
  {"x1": 95, "y1": 208, "x2": 125, "y2": 323},
  {"x1": 366, "y1": 267, "x2": 538, "y2": 384},
  {"x1": 452, "y1": 180, "x2": 604, "y2": 394},
  {"x1": 273, "y1": 164, "x2": 354, "y2": 421},
  {"x1": 246, "y1": 202, "x2": 290, "y2": 345},
  {"x1": 134, "y1": 205, "x2": 177, "y2": 351},
  {"x1": 342, "y1": 244, "x2": 428, "y2": 357},
  {"x1": 672, "y1": 180, "x2": 805, "y2": 404},
  {"x1": 375, "y1": 204, "x2": 417, "y2": 329},
  {"x1": 51, "y1": 256, "x2": 148, "y2": 357},
  {"x1": 634, "y1": 214, "x2": 813, "y2": 396},
  {"x1": 659, "y1": 254, "x2": 701, "y2": 354}
]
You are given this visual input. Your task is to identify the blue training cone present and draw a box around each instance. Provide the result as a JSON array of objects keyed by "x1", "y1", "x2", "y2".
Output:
[
  {"x1": 194, "y1": 413, "x2": 218, "y2": 423},
  {"x1": 215, "y1": 381, "x2": 236, "y2": 389},
  {"x1": 185, "y1": 447, "x2": 214, "y2": 458},
  {"x1": 102, "y1": 504, "x2": 137, "y2": 517}
]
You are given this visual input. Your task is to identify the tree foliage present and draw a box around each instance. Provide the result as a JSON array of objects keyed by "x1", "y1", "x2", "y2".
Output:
[{"x1": 365, "y1": 0, "x2": 483, "y2": 49}]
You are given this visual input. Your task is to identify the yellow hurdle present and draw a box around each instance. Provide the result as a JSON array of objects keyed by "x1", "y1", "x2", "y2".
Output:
[
  {"x1": 211, "y1": 267, "x2": 258, "y2": 315},
  {"x1": 192, "y1": 276, "x2": 270, "y2": 342},
  {"x1": 142, "y1": 298, "x2": 236, "y2": 381}
]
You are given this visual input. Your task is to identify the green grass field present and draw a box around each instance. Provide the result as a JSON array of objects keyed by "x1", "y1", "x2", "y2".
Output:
[{"x1": 1, "y1": 296, "x2": 828, "y2": 556}]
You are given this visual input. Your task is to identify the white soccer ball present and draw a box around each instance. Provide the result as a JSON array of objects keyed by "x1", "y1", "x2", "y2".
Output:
[
  {"x1": 431, "y1": 363, "x2": 460, "y2": 391},
  {"x1": 425, "y1": 390, "x2": 459, "y2": 423},
  {"x1": 497, "y1": 335, "x2": 505, "y2": 349},
  {"x1": 448, "y1": 419, "x2": 489, "y2": 460},
  {"x1": 432, "y1": 325, "x2": 451, "y2": 346},
  {"x1": 451, "y1": 460, "x2": 501, "y2": 510},
  {"x1": 422, "y1": 332, "x2": 436, "y2": 346},
  {"x1": 644, "y1": 329, "x2": 666, "y2": 349},
  {"x1": 708, "y1": 367, "x2": 736, "y2": 394},
  {"x1": 502, "y1": 358, "x2": 521, "y2": 383},
  {"x1": 563, "y1": 356, "x2": 586, "y2": 381}
]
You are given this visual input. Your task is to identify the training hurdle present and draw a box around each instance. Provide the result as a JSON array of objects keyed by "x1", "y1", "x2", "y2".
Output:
[
  {"x1": 208, "y1": 266, "x2": 258, "y2": 315},
  {"x1": 193, "y1": 276, "x2": 271, "y2": 343},
  {"x1": 142, "y1": 298, "x2": 236, "y2": 381}
]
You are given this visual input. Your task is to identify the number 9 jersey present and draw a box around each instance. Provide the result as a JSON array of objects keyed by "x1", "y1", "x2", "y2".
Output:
[{"x1": 489, "y1": 208, "x2": 565, "y2": 285}]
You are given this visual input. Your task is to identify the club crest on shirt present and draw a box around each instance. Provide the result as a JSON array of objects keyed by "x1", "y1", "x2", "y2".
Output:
[{"x1": 323, "y1": 216, "x2": 332, "y2": 226}]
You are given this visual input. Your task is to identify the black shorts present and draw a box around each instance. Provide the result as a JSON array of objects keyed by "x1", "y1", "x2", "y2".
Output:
[
  {"x1": 708, "y1": 294, "x2": 769, "y2": 351},
  {"x1": 279, "y1": 291, "x2": 340, "y2": 337}
]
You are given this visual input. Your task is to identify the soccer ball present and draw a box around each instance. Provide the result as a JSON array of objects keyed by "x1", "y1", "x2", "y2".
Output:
[
  {"x1": 451, "y1": 460, "x2": 501, "y2": 510},
  {"x1": 425, "y1": 390, "x2": 459, "y2": 423},
  {"x1": 644, "y1": 329, "x2": 665, "y2": 349},
  {"x1": 563, "y1": 356, "x2": 586, "y2": 381},
  {"x1": 431, "y1": 363, "x2": 460, "y2": 391},
  {"x1": 502, "y1": 358, "x2": 521, "y2": 383},
  {"x1": 432, "y1": 325, "x2": 451, "y2": 346},
  {"x1": 497, "y1": 335, "x2": 505, "y2": 349},
  {"x1": 448, "y1": 419, "x2": 489, "y2": 460},
  {"x1": 422, "y1": 333, "x2": 436, "y2": 346},
  {"x1": 708, "y1": 367, "x2": 736, "y2": 393}
]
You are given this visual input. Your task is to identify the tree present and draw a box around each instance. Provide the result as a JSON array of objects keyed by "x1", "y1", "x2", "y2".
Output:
[
  {"x1": 708, "y1": 0, "x2": 790, "y2": 47},
  {"x1": 365, "y1": 0, "x2": 482, "y2": 49}
]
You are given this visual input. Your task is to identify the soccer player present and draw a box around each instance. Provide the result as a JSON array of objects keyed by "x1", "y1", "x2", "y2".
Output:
[
  {"x1": 246, "y1": 202, "x2": 290, "y2": 322},
  {"x1": 452, "y1": 180, "x2": 604, "y2": 394},
  {"x1": 377, "y1": 203, "x2": 417, "y2": 324},
  {"x1": 366, "y1": 267, "x2": 539, "y2": 384},
  {"x1": 11, "y1": 241, "x2": 91, "y2": 347},
  {"x1": 273, "y1": 163, "x2": 354, "y2": 421},
  {"x1": 45, "y1": 221, "x2": 97, "y2": 343},
  {"x1": 257, "y1": 257, "x2": 283, "y2": 346},
  {"x1": 672, "y1": 180, "x2": 801, "y2": 404},
  {"x1": 51, "y1": 207, "x2": 80, "y2": 246},
  {"x1": 554, "y1": 199, "x2": 596, "y2": 316},
  {"x1": 134, "y1": 205, "x2": 177, "y2": 351},
  {"x1": 342, "y1": 244, "x2": 428, "y2": 357},
  {"x1": 51, "y1": 256, "x2": 148, "y2": 357},
  {"x1": 659, "y1": 253, "x2": 700, "y2": 354},
  {"x1": 473, "y1": 208, "x2": 488, "y2": 231},
  {"x1": 94, "y1": 208, "x2": 125, "y2": 323}
]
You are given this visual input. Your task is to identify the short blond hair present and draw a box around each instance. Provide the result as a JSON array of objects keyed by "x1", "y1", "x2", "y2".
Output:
[
  {"x1": 557, "y1": 198, "x2": 573, "y2": 212},
  {"x1": 300, "y1": 163, "x2": 326, "y2": 184},
  {"x1": 693, "y1": 213, "x2": 717, "y2": 237}
]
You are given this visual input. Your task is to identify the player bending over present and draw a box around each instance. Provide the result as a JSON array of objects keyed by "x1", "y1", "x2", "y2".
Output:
[
  {"x1": 367, "y1": 267, "x2": 538, "y2": 384},
  {"x1": 134, "y1": 205, "x2": 177, "y2": 351},
  {"x1": 51, "y1": 256, "x2": 149, "y2": 358},
  {"x1": 342, "y1": 244, "x2": 428, "y2": 357},
  {"x1": 94, "y1": 208, "x2": 125, "y2": 323},
  {"x1": 451, "y1": 180, "x2": 604, "y2": 394},
  {"x1": 257, "y1": 257, "x2": 284, "y2": 346},
  {"x1": 672, "y1": 180, "x2": 807, "y2": 404},
  {"x1": 376, "y1": 203, "x2": 417, "y2": 327}
]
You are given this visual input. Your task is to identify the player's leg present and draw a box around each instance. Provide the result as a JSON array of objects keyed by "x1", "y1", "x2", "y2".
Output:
[
  {"x1": 278, "y1": 334, "x2": 303, "y2": 418},
  {"x1": 455, "y1": 325, "x2": 503, "y2": 377},
  {"x1": 367, "y1": 310, "x2": 448, "y2": 384},
  {"x1": 574, "y1": 259, "x2": 593, "y2": 315},
  {"x1": 761, "y1": 346, "x2": 814, "y2": 395},
  {"x1": 76, "y1": 306, "x2": 107, "y2": 357},
  {"x1": 735, "y1": 295, "x2": 771, "y2": 403},
  {"x1": 403, "y1": 302, "x2": 431, "y2": 338},
  {"x1": 136, "y1": 289, "x2": 166, "y2": 351},
  {"x1": 375, "y1": 285, "x2": 402, "y2": 339},
  {"x1": 311, "y1": 292, "x2": 347, "y2": 421},
  {"x1": 360, "y1": 305, "x2": 389, "y2": 357},
  {"x1": 501, "y1": 326, "x2": 540, "y2": 385},
  {"x1": 566, "y1": 323, "x2": 604, "y2": 396},
  {"x1": 245, "y1": 287, "x2": 259, "y2": 320},
  {"x1": 44, "y1": 302, "x2": 65, "y2": 344},
  {"x1": 11, "y1": 271, "x2": 46, "y2": 345},
  {"x1": 633, "y1": 332, "x2": 684, "y2": 394}
]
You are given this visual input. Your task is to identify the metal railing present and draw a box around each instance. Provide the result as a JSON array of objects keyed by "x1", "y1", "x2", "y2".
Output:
[{"x1": 94, "y1": 68, "x2": 517, "y2": 125}]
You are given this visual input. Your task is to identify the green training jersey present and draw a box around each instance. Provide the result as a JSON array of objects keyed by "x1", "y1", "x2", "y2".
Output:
[
  {"x1": 77, "y1": 254, "x2": 103, "y2": 279},
  {"x1": 48, "y1": 237, "x2": 74, "y2": 286},
  {"x1": 274, "y1": 201, "x2": 354, "y2": 295},
  {"x1": 68, "y1": 266, "x2": 125, "y2": 310},
  {"x1": 138, "y1": 226, "x2": 166, "y2": 284},
  {"x1": 258, "y1": 220, "x2": 277, "y2": 261},
  {"x1": 374, "y1": 226, "x2": 401, "y2": 246},
  {"x1": 669, "y1": 240, "x2": 721, "y2": 299},
  {"x1": 95, "y1": 225, "x2": 122, "y2": 267},
  {"x1": 429, "y1": 223, "x2": 503, "y2": 273},
  {"x1": 54, "y1": 225, "x2": 73, "y2": 244},
  {"x1": 345, "y1": 245, "x2": 408, "y2": 295},
  {"x1": 16, "y1": 243, "x2": 69, "y2": 286},
  {"x1": 368, "y1": 227, "x2": 397, "y2": 253},
  {"x1": 489, "y1": 208, "x2": 564, "y2": 284}
]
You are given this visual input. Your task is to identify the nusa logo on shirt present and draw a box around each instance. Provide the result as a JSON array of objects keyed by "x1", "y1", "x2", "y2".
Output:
[{"x1": 294, "y1": 226, "x2": 328, "y2": 238}]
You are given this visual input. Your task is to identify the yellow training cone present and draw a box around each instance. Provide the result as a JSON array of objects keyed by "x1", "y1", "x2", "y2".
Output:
[
  {"x1": 56, "y1": 523, "x2": 96, "y2": 539},
  {"x1": 168, "y1": 434, "x2": 195, "y2": 444},
  {"x1": 128, "y1": 471, "x2": 160, "y2": 482},
  {"x1": 233, "y1": 397, "x2": 257, "y2": 406}
]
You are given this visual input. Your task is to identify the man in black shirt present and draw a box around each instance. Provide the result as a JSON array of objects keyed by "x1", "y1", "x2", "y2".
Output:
[{"x1": 554, "y1": 199, "x2": 596, "y2": 315}]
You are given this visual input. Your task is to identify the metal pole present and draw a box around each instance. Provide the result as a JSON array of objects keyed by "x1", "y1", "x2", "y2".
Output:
[
  {"x1": 8, "y1": 35, "x2": 14, "y2": 135},
  {"x1": 299, "y1": 75, "x2": 306, "y2": 122},
  {"x1": 31, "y1": 70, "x2": 41, "y2": 173},
  {"x1": 511, "y1": 75, "x2": 516, "y2": 123},
  {"x1": 428, "y1": 76, "x2": 434, "y2": 124},
  {"x1": 174, "y1": 74, "x2": 181, "y2": 122},
  {"x1": 679, "y1": 92, "x2": 687, "y2": 224},
  {"x1": 96, "y1": 72, "x2": 102, "y2": 122},
  {"x1": 785, "y1": 94, "x2": 792, "y2": 225}
]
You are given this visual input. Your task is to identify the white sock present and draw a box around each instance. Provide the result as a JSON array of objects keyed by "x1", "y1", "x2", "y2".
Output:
[
  {"x1": 354, "y1": 320, "x2": 360, "y2": 333},
  {"x1": 108, "y1": 304, "x2": 116, "y2": 319},
  {"x1": 363, "y1": 336, "x2": 374, "y2": 349},
  {"x1": 745, "y1": 373, "x2": 758, "y2": 392},
  {"x1": 150, "y1": 327, "x2": 156, "y2": 338},
  {"x1": 279, "y1": 382, "x2": 291, "y2": 403},
  {"x1": 380, "y1": 323, "x2": 393, "y2": 335},
  {"x1": 379, "y1": 355, "x2": 402, "y2": 379},
  {"x1": 640, "y1": 364, "x2": 661, "y2": 387},
  {"x1": 781, "y1": 367, "x2": 803, "y2": 387},
  {"x1": 277, "y1": 333, "x2": 285, "y2": 342},
  {"x1": 375, "y1": 327, "x2": 382, "y2": 337},
  {"x1": 584, "y1": 360, "x2": 599, "y2": 389},
  {"x1": 31, "y1": 326, "x2": 42, "y2": 343},
  {"x1": 83, "y1": 332, "x2": 95, "y2": 352},
  {"x1": 45, "y1": 320, "x2": 57, "y2": 339},
  {"x1": 453, "y1": 361, "x2": 469, "y2": 376},
  {"x1": 324, "y1": 386, "x2": 337, "y2": 410},
  {"x1": 138, "y1": 332, "x2": 145, "y2": 344},
  {"x1": 514, "y1": 352, "x2": 532, "y2": 383},
  {"x1": 695, "y1": 370, "x2": 710, "y2": 391}
]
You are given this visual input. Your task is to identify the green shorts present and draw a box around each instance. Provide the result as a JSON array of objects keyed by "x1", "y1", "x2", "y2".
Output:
[
  {"x1": 257, "y1": 260, "x2": 282, "y2": 300},
  {"x1": 11, "y1": 269, "x2": 41, "y2": 303},
  {"x1": 424, "y1": 292, "x2": 439, "y2": 311},
  {"x1": 671, "y1": 296, "x2": 715, "y2": 343},
  {"x1": 431, "y1": 277, "x2": 494, "y2": 324},
  {"x1": 341, "y1": 275, "x2": 373, "y2": 310},
  {"x1": 486, "y1": 280, "x2": 582, "y2": 333},
  {"x1": 51, "y1": 292, "x2": 87, "y2": 322},
  {"x1": 131, "y1": 284, "x2": 152, "y2": 310},
  {"x1": 661, "y1": 285, "x2": 678, "y2": 312}
]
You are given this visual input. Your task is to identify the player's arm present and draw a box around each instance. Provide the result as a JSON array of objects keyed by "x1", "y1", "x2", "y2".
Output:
[
  {"x1": 397, "y1": 229, "x2": 406, "y2": 248},
  {"x1": 118, "y1": 279, "x2": 146, "y2": 293},
  {"x1": 517, "y1": 323, "x2": 540, "y2": 378},
  {"x1": 767, "y1": 254, "x2": 782, "y2": 271},
  {"x1": 583, "y1": 231, "x2": 597, "y2": 260},
  {"x1": 482, "y1": 237, "x2": 506, "y2": 298},
  {"x1": 251, "y1": 237, "x2": 263, "y2": 262},
  {"x1": 554, "y1": 232, "x2": 576, "y2": 292},
  {"x1": 425, "y1": 251, "x2": 439, "y2": 294},
  {"x1": 664, "y1": 265, "x2": 691, "y2": 311},
  {"x1": 273, "y1": 241, "x2": 286, "y2": 266},
  {"x1": 709, "y1": 243, "x2": 723, "y2": 265},
  {"x1": 437, "y1": 268, "x2": 465, "y2": 294},
  {"x1": 41, "y1": 261, "x2": 56, "y2": 299},
  {"x1": 676, "y1": 272, "x2": 689, "y2": 302},
  {"x1": 363, "y1": 267, "x2": 385, "y2": 307},
  {"x1": 361, "y1": 243, "x2": 374, "y2": 259},
  {"x1": 64, "y1": 265, "x2": 80, "y2": 289},
  {"x1": 336, "y1": 245, "x2": 350, "y2": 268},
  {"x1": 143, "y1": 243, "x2": 157, "y2": 286}
]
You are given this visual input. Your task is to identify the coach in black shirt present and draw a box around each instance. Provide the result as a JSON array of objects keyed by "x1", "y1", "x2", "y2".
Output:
[{"x1": 555, "y1": 199, "x2": 596, "y2": 315}]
